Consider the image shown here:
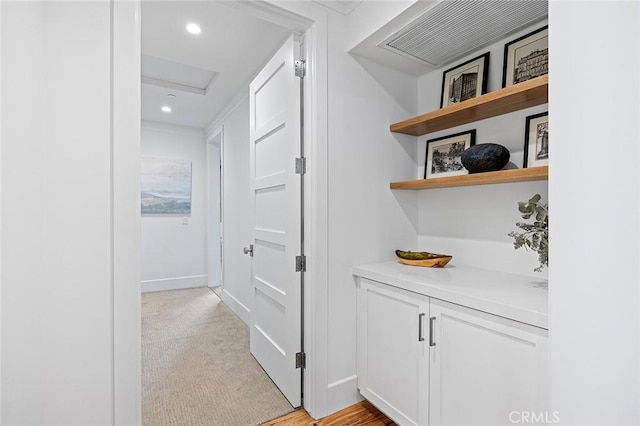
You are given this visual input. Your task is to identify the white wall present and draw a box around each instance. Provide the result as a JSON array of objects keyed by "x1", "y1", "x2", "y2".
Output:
[
  {"x1": 1, "y1": 2, "x2": 121, "y2": 423},
  {"x1": 141, "y1": 122, "x2": 208, "y2": 292},
  {"x1": 343, "y1": 0, "x2": 418, "y2": 51},
  {"x1": 416, "y1": 21, "x2": 549, "y2": 276},
  {"x1": 1, "y1": 4, "x2": 47, "y2": 423},
  {"x1": 213, "y1": 97, "x2": 253, "y2": 325},
  {"x1": 324, "y1": 9, "x2": 420, "y2": 412},
  {"x1": 550, "y1": 2, "x2": 640, "y2": 425}
]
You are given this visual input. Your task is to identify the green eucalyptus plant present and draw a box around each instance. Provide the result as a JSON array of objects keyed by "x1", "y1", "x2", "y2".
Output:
[{"x1": 508, "y1": 193, "x2": 548, "y2": 272}]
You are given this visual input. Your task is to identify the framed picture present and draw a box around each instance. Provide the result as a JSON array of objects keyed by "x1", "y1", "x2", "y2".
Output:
[
  {"x1": 424, "y1": 130, "x2": 476, "y2": 179},
  {"x1": 502, "y1": 26, "x2": 548, "y2": 87},
  {"x1": 440, "y1": 52, "x2": 490, "y2": 108},
  {"x1": 523, "y1": 112, "x2": 549, "y2": 168},
  {"x1": 141, "y1": 157, "x2": 193, "y2": 215}
]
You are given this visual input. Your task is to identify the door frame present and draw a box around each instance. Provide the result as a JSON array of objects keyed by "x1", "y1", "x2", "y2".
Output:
[
  {"x1": 206, "y1": 127, "x2": 223, "y2": 290},
  {"x1": 112, "y1": 0, "x2": 331, "y2": 423},
  {"x1": 112, "y1": 1, "x2": 142, "y2": 424},
  {"x1": 296, "y1": 9, "x2": 330, "y2": 418},
  {"x1": 0, "y1": 1, "x2": 3, "y2": 420}
]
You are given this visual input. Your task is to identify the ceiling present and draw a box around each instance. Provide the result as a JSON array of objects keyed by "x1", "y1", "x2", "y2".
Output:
[{"x1": 141, "y1": 1, "x2": 292, "y2": 129}]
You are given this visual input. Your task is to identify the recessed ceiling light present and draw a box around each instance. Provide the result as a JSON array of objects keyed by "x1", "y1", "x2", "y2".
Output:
[
  {"x1": 161, "y1": 106, "x2": 172, "y2": 113},
  {"x1": 186, "y1": 23, "x2": 201, "y2": 35}
]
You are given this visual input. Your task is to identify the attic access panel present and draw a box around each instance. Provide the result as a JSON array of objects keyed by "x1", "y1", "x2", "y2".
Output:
[
  {"x1": 141, "y1": 55, "x2": 218, "y2": 95},
  {"x1": 379, "y1": 0, "x2": 548, "y2": 68}
]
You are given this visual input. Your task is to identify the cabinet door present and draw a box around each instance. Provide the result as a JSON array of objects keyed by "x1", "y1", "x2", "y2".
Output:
[
  {"x1": 357, "y1": 278, "x2": 429, "y2": 426},
  {"x1": 429, "y1": 298, "x2": 548, "y2": 426}
]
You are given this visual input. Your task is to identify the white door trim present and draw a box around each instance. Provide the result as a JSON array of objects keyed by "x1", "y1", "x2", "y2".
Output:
[
  {"x1": 298, "y1": 9, "x2": 329, "y2": 419},
  {"x1": 206, "y1": 127, "x2": 223, "y2": 289},
  {"x1": 0, "y1": 0, "x2": 4, "y2": 419},
  {"x1": 112, "y1": 0, "x2": 142, "y2": 424}
]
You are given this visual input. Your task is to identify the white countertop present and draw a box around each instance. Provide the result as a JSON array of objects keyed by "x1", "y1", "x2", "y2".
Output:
[{"x1": 353, "y1": 261, "x2": 548, "y2": 329}]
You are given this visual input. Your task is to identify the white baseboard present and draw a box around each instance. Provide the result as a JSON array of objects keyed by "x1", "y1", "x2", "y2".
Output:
[
  {"x1": 221, "y1": 289, "x2": 251, "y2": 326},
  {"x1": 327, "y1": 375, "x2": 361, "y2": 414},
  {"x1": 141, "y1": 275, "x2": 208, "y2": 293}
]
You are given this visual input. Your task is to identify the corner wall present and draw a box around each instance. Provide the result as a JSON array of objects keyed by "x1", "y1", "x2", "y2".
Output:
[{"x1": 141, "y1": 121, "x2": 208, "y2": 293}]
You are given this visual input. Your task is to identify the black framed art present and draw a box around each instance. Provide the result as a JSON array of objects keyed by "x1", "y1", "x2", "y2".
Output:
[
  {"x1": 424, "y1": 130, "x2": 476, "y2": 179},
  {"x1": 502, "y1": 26, "x2": 548, "y2": 88},
  {"x1": 523, "y1": 112, "x2": 549, "y2": 168},
  {"x1": 440, "y1": 52, "x2": 490, "y2": 108}
]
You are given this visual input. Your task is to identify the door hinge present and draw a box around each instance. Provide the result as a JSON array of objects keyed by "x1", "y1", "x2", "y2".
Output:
[
  {"x1": 295, "y1": 255, "x2": 306, "y2": 272},
  {"x1": 295, "y1": 60, "x2": 306, "y2": 78},
  {"x1": 295, "y1": 157, "x2": 306, "y2": 175},
  {"x1": 295, "y1": 351, "x2": 306, "y2": 369}
]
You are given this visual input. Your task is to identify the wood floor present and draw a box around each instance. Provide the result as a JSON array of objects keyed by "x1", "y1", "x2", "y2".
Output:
[{"x1": 262, "y1": 400, "x2": 396, "y2": 426}]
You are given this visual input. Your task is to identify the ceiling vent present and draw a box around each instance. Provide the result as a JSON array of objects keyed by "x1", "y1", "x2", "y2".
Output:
[
  {"x1": 141, "y1": 55, "x2": 218, "y2": 96},
  {"x1": 379, "y1": 0, "x2": 548, "y2": 68}
]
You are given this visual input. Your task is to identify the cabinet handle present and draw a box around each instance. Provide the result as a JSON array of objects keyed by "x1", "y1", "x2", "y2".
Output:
[
  {"x1": 418, "y1": 313, "x2": 425, "y2": 342},
  {"x1": 429, "y1": 317, "x2": 436, "y2": 347}
]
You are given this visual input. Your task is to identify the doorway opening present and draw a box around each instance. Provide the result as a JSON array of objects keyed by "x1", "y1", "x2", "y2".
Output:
[{"x1": 139, "y1": 1, "x2": 312, "y2": 424}]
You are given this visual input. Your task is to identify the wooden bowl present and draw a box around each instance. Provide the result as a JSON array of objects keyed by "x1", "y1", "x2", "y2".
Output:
[
  {"x1": 395, "y1": 250, "x2": 453, "y2": 268},
  {"x1": 397, "y1": 256, "x2": 452, "y2": 267}
]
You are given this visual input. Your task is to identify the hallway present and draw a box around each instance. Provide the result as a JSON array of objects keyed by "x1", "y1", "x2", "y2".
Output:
[{"x1": 142, "y1": 287, "x2": 293, "y2": 425}]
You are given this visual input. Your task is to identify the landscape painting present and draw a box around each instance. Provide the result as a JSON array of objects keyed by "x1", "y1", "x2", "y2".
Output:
[{"x1": 141, "y1": 157, "x2": 192, "y2": 215}]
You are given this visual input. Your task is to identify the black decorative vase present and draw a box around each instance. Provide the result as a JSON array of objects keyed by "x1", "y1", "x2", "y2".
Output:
[{"x1": 461, "y1": 143, "x2": 510, "y2": 173}]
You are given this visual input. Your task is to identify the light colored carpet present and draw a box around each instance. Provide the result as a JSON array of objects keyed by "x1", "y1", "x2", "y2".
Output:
[{"x1": 142, "y1": 287, "x2": 294, "y2": 426}]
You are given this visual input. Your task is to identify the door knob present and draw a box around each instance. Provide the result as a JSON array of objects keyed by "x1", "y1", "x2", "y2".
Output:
[{"x1": 243, "y1": 244, "x2": 254, "y2": 257}]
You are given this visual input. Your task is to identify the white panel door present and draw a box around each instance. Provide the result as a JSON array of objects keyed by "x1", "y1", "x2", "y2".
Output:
[
  {"x1": 249, "y1": 35, "x2": 302, "y2": 407},
  {"x1": 429, "y1": 298, "x2": 549, "y2": 426},
  {"x1": 357, "y1": 278, "x2": 430, "y2": 426}
]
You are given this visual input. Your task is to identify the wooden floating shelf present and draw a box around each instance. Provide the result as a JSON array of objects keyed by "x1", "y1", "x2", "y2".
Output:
[
  {"x1": 390, "y1": 75, "x2": 548, "y2": 136},
  {"x1": 390, "y1": 166, "x2": 548, "y2": 190}
]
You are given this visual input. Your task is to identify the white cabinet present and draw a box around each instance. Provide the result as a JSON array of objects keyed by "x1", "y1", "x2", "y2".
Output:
[
  {"x1": 429, "y1": 298, "x2": 548, "y2": 426},
  {"x1": 355, "y1": 276, "x2": 548, "y2": 426},
  {"x1": 357, "y1": 278, "x2": 429, "y2": 426}
]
